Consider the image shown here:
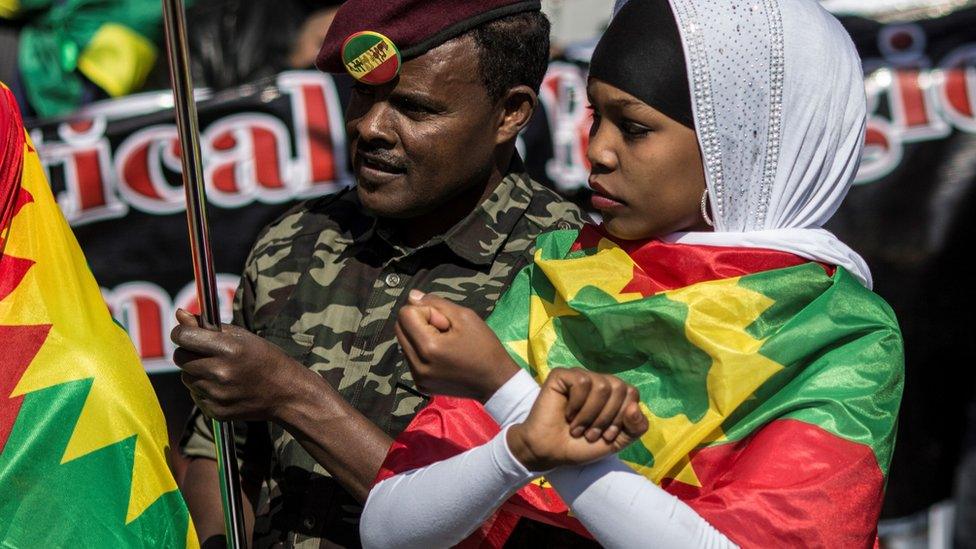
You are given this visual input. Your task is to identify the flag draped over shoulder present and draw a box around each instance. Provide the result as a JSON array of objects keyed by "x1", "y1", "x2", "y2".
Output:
[
  {"x1": 0, "y1": 83, "x2": 197, "y2": 548},
  {"x1": 377, "y1": 225, "x2": 904, "y2": 548}
]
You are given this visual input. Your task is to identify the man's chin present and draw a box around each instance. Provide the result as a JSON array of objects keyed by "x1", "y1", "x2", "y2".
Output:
[{"x1": 356, "y1": 185, "x2": 426, "y2": 220}]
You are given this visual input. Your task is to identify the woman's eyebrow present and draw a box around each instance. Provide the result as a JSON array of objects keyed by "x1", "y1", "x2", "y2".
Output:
[{"x1": 604, "y1": 97, "x2": 645, "y2": 109}]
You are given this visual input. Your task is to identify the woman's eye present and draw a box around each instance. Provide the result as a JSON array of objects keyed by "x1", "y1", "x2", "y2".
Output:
[
  {"x1": 588, "y1": 111, "x2": 601, "y2": 136},
  {"x1": 622, "y1": 121, "x2": 651, "y2": 138}
]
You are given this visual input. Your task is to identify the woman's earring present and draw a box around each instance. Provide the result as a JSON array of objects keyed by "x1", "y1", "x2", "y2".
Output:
[{"x1": 700, "y1": 188, "x2": 714, "y2": 228}]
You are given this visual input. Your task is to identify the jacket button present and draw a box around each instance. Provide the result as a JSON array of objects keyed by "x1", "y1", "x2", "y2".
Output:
[
  {"x1": 557, "y1": 220, "x2": 573, "y2": 230},
  {"x1": 384, "y1": 273, "x2": 401, "y2": 287}
]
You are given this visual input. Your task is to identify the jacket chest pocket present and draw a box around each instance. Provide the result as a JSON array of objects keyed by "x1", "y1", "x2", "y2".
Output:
[{"x1": 257, "y1": 329, "x2": 315, "y2": 367}]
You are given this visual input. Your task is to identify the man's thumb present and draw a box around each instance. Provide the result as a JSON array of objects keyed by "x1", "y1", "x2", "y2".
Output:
[{"x1": 175, "y1": 308, "x2": 199, "y2": 327}]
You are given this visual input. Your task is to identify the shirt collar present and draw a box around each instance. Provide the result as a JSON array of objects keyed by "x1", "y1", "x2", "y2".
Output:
[{"x1": 372, "y1": 160, "x2": 535, "y2": 265}]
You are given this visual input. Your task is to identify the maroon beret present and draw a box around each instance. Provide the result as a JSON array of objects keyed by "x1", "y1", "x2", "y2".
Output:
[{"x1": 316, "y1": 0, "x2": 541, "y2": 78}]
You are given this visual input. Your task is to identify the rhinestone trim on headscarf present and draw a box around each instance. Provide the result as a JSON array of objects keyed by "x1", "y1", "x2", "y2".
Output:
[
  {"x1": 757, "y1": 0, "x2": 785, "y2": 227},
  {"x1": 669, "y1": 0, "x2": 725, "y2": 220},
  {"x1": 653, "y1": 0, "x2": 873, "y2": 286},
  {"x1": 667, "y1": 0, "x2": 788, "y2": 231}
]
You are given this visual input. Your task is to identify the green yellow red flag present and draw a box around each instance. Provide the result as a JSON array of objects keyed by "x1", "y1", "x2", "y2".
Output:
[
  {"x1": 0, "y1": 83, "x2": 197, "y2": 547},
  {"x1": 377, "y1": 225, "x2": 904, "y2": 548}
]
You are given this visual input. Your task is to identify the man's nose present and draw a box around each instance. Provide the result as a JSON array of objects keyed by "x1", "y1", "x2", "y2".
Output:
[{"x1": 355, "y1": 101, "x2": 397, "y2": 146}]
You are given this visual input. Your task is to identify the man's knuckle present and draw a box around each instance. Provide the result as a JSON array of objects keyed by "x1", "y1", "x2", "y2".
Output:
[
  {"x1": 224, "y1": 339, "x2": 242, "y2": 358},
  {"x1": 211, "y1": 367, "x2": 231, "y2": 386}
]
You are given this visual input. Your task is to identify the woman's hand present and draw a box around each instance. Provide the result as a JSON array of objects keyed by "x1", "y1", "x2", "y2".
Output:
[
  {"x1": 395, "y1": 290, "x2": 521, "y2": 402},
  {"x1": 507, "y1": 368, "x2": 648, "y2": 471}
]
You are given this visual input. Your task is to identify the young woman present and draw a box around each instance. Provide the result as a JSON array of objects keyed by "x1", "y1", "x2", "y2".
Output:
[{"x1": 361, "y1": 0, "x2": 903, "y2": 547}]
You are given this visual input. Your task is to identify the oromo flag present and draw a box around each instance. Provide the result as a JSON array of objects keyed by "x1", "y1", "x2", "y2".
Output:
[
  {"x1": 0, "y1": 83, "x2": 197, "y2": 547},
  {"x1": 376, "y1": 225, "x2": 904, "y2": 548}
]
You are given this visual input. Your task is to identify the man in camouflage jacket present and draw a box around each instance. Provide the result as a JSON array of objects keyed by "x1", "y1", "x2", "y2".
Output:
[{"x1": 172, "y1": 1, "x2": 583, "y2": 546}]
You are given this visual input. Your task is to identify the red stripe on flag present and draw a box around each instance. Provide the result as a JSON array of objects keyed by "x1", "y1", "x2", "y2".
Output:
[
  {"x1": 664, "y1": 419, "x2": 883, "y2": 548},
  {"x1": 0, "y1": 324, "x2": 51, "y2": 453},
  {"x1": 0, "y1": 255, "x2": 33, "y2": 302},
  {"x1": 571, "y1": 224, "x2": 828, "y2": 296},
  {"x1": 1, "y1": 84, "x2": 26, "y2": 237},
  {"x1": 376, "y1": 396, "x2": 491, "y2": 483}
]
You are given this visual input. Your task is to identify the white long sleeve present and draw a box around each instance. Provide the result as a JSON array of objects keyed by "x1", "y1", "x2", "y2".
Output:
[
  {"x1": 360, "y1": 425, "x2": 539, "y2": 549},
  {"x1": 361, "y1": 370, "x2": 736, "y2": 548},
  {"x1": 361, "y1": 371, "x2": 544, "y2": 548},
  {"x1": 546, "y1": 457, "x2": 736, "y2": 548}
]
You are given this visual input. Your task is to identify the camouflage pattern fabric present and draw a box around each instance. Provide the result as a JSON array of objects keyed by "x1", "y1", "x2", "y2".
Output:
[{"x1": 180, "y1": 163, "x2": 583, "y2": 548}]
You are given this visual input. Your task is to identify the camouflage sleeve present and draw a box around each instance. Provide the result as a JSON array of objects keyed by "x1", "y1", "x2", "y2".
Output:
[{"x1": 178, "y1": 413, "x2": 270, "y2": 480}]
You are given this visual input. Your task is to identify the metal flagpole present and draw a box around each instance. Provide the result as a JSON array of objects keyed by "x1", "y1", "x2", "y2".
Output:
[{"x1": 160, "y1": 0, "x2": 248, "y2": 547}]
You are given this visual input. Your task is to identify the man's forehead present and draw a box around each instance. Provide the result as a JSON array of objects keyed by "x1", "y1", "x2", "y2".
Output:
[{"x1": 397, "y1": 37, "x2": 481, "y2": 89}]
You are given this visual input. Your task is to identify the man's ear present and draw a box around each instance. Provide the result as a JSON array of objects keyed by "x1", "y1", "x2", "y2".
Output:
[{"x1": 495, "y1": 85, "x2": 538, "y2": 145}]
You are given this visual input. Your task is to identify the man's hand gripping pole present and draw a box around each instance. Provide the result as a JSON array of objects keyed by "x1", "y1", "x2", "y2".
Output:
[{"x1": 161, "y1": 1, "x2": 248, "y2": 546}]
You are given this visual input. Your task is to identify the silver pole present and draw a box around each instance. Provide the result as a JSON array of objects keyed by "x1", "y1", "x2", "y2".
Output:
[{"x1": 160, "y1": 0, "x2": 248, "y2": 547}]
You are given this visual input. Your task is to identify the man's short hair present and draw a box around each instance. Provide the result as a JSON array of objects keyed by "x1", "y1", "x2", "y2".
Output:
[{"x1": 470, "y1": 11, "x2": 551, "y2": 102}]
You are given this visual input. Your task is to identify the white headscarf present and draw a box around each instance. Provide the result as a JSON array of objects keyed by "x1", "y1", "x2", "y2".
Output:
[{"x1": 612, "y1": 0, "x2": 873, "y2": 287}]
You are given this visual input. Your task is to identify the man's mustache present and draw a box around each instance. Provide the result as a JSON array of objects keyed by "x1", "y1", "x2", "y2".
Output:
[{"x1": 355, "y1": 147, "x2": 407, "y2": 171}]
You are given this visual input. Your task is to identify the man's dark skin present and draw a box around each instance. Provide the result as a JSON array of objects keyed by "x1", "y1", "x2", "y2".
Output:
[{"x1": 172, "y1": 34, "x2": 540, "y2": 545}]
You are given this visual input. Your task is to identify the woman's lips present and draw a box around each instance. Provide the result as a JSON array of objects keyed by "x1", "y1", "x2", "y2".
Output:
[
  {"x1": 590, "y1": 193, "x2": 626, "y2": 210},
  {"x1": 588, "y1": 180, "x2": 626, "y2": 211}
]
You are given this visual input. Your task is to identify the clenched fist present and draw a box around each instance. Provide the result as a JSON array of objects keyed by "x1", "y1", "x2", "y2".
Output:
[
  {"x1": 395, "y1": 290, "x2": 521, "y2": 402},
  {"x1": 507, "y1": 368, "x2": 648, "y2": 471}
]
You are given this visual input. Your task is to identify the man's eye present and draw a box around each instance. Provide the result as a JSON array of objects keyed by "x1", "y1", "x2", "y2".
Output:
[
  {"x1": 395, "y1": 98, "x2": 435, "y2": 115},
  {"x1": 352, "y1": 83, "x2": 375, "y2": 97}
]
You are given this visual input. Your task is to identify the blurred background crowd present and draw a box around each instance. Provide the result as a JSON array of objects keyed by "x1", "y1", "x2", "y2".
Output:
[{"x1": 1, "y1": 1, "x2": 974, "y2": 547}]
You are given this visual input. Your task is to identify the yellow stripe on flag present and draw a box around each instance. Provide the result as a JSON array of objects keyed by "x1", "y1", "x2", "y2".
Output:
[
  {"x1": 513, "y1": 235, "x2": 785, "y2": 485},
  {"x1": 3, "y1": 134, "x2": 178, "y2": 526}
]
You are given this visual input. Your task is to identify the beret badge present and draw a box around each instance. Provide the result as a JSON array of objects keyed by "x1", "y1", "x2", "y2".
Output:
[{"x1": 341, "y1": 31, "x2": 402, "y2": 85}]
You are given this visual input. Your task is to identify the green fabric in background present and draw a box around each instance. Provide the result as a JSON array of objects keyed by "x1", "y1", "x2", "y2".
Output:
[{"x1": 12, "y1": 0, "x2": 167, "y2": 117}]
